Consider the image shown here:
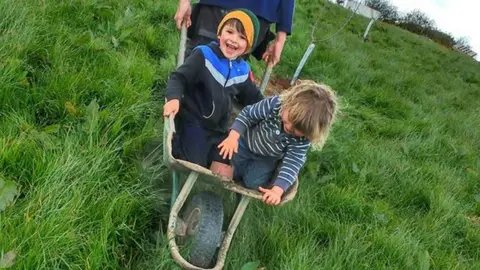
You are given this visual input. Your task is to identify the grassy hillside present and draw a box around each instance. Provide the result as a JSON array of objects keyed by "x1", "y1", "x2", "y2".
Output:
[{"x1": 1, "y1": 0, "x2": 479, "y2": 269}]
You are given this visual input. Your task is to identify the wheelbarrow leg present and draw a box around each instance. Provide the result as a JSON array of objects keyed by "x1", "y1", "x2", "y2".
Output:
[
  {"x1": 213, "y1": 195, "x2": 251, "y2": 269},
  {"x1": 171, "y1": 170, "x2": 180, "y2": 206},
  {"x1": 168, "y1": 171, "x2": 203, "y2": 269},
  {"x1": 169, "y1": 182, "x2": 251, "y2": 270}
]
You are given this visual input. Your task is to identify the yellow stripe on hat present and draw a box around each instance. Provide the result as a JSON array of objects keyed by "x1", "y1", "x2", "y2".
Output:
[{"x1": 217, "y1": 10, "x2": 254, "y2": 52}]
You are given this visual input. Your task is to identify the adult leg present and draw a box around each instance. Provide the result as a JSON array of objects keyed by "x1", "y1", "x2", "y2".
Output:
[
  {"x1": 185, "y1": 4, "x2": 225, "y2": 58},
  {"x1": 186, "y1": 4, "x2": 273, "y2": 61},
  {"x1": 243, "y1": 17, "x2": 272, "y2": 61}
]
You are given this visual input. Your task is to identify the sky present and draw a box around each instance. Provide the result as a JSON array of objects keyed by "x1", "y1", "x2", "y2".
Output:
[{"x1": 388, "y1": 0, "x2": 479, "y2": 60}]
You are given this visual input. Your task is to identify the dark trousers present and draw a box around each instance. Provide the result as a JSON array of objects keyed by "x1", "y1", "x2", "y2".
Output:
[
  {"x1": 172, "y1": 118, "x2": 229, "y2": 168},
  {"x1": 232, "y1": 140, "x2": 279, "y2": 189}
]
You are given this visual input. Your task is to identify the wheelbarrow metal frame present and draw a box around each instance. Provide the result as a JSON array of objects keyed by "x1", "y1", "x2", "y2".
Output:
[
  {"x1": 167, "y1": 170, "x2": 251, "y2": 270},
  {"x1": 163, "y1": 23, "x2": 297, "y2": 270}
]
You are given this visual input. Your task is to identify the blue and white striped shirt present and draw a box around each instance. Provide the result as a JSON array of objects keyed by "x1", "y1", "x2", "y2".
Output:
[{"x1": 231, "y1": 95, "x2": 311, "y2": 191}]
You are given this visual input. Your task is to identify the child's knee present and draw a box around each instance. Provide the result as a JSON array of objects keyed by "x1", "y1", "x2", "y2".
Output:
[
  {"x1": 242, "y1": 164, "x2": 276, "y2": 190},
  {"x1": 210, "y1": 161, "x2": 233, "y2": 179},
  {"x1": 242, "y1": 174, "x2": 270, "y2": 190},
  {"x1": 243, "y1": 180, "x2": 262, "y2": 190}
]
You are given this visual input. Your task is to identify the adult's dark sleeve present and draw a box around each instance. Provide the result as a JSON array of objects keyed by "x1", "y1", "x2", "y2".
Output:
[{"x1": 276, "y1": 0, "x2": 295, "y2": 35}]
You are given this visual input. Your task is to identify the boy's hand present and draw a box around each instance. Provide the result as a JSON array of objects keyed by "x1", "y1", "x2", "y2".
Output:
[
  {"x1": 218, "y1": 130, "x2": 240, "y2": 160},
  {"x1": 163, "y1": 99, "x2": 180, "y2": 117},
  {"x1": 258, "y1": 186, "x2": 284, "y2": 206}
]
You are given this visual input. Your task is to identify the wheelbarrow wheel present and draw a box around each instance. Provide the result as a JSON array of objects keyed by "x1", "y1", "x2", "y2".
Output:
[{"x1": 181, "y1": 191, "x2": 224, "y2": 268}]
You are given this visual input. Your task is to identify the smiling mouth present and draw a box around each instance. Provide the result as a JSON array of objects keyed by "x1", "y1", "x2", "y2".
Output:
[{"x1": 226, "y1": 41, "x2": 238, "y2": 51}]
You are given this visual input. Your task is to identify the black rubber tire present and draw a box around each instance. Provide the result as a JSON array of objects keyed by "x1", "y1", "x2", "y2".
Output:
[{"x1": 181, "y1": 191, "x2": 224, "y2": 268}]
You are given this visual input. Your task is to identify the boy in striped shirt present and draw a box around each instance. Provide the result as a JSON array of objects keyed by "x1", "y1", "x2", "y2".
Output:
[{"x1": 218, "y1": 80, "x2": 338, "y2": 205}]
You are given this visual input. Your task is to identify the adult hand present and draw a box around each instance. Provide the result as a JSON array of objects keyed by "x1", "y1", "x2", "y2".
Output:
[
  {"x1": 258, "y1": 186, "x2": 284, "y2": 206},
  {"x1": 174, "y1": 0, "x2": 192, "y2": 29},
  {"x1": 262, "y1": 31, "x2": 287, "y2": 67}
]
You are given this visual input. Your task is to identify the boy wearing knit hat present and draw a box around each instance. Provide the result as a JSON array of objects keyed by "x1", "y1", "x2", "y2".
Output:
[
  {"x1": 163, "y1": 9, "x2": 263, "y2": 177},
  {"x1": 174, "y1": 0, "x2": 295, "y2": 66}
]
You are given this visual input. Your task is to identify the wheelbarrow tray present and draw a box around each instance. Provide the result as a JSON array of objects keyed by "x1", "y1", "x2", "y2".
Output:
[
  {"x1": 164, "y1": 113, "x2": 299, "y2": 270},
  {"x1": 163, "y1": 115, "x2": 299, "y2": 205}
]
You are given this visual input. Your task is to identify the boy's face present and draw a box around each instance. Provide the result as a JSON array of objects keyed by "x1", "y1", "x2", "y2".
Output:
[
  {"x1": 217, "y1": 24, "x2": 248, "y2": 60},
  {"x1": 281, "y1": 109, "x2": 305, "y2": 137}
]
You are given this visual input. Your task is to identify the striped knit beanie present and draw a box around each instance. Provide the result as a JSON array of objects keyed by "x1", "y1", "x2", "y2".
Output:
[{"x1": 217, "y1": 9, "x2": 260, "y2": 53}]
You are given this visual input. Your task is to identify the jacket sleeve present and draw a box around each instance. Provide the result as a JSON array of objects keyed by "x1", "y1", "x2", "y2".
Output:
[
  {"x1": 231, "y1": 95, "x2": 278, "y2": 136},
  {"x1": 165, "y1": 48, "x2": 204, "y2": 101},
  {"x1": 274, "y1": 140, "x2": 310, "y2": 191},
  {"x1": 235, "y1": 75, "x2": 264, "y2": 107},
  {"x1": 276, "y1": 0, "x2": 295, "y2": 35}
]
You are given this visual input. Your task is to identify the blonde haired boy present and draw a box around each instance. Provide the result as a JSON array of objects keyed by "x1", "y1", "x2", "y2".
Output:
[{"x1": 219, "y1": 80, "x2": 338, "y2": 205}]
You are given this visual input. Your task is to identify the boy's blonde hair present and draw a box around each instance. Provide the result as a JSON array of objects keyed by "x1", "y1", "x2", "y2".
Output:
[{"x1": 279, "y1": 80, "x2": 338, "y2": 148}]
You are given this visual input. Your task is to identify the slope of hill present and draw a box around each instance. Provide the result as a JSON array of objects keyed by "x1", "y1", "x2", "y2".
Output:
[{"x1": 1, "y1": 0, "x2": 479, "y2": 269}]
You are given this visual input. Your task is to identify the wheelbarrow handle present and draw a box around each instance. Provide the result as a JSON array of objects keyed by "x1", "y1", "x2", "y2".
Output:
[
  {"x1": 167, "y1": 114, "x2": 175, "y2": 133},
  {"x1": 163, "y1": 22, "x2": 187, "y2": 166},
  {"x1": 177, "y1": 22, "x2": 188, "y2": 68},
  {"x1": 259, "y1": 65, "x2": 273, "y2": 94}
]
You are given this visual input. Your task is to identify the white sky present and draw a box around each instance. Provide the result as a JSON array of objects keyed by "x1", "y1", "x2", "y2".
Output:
[{"x1": 389, "y1": 0, "x2": 479, "y2": 60}]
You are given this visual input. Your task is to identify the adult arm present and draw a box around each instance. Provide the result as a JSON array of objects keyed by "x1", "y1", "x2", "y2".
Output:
[
  {"x1": 174, "y1": 0, "x2": 192, "y2": 29},
  {"x1": 262, "y1": 0, "x2": 295, "y2": 66},
  {"x1": 276, "y1": 0, "x2": 295, "y2": 35}
]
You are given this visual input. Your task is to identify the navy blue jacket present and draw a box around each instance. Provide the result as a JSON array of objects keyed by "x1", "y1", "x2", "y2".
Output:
[
  {"x1": 199, "y1": 0, "x2": 295, "y2": 34},
  {"x1": 166, "y1": 42, "x2": 263, "y2": 132}
]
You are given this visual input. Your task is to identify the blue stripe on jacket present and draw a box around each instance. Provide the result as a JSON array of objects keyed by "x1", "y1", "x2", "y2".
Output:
[
  {"x1": 231, "y1": 95, "x2": 310, "y2": 191},
  {"x1": 197, "y1": 44, "x2": 250, "y2": 87}
]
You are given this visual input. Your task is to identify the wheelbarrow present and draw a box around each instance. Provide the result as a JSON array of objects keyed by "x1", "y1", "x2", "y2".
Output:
[{"x1": 163, "y1": 24, "x2": 299, "y2": 270}]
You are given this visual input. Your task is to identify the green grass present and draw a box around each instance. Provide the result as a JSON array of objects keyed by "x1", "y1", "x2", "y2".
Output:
[{"x1": 1, "y1": 0, "x2": 479, "y2": 269}]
